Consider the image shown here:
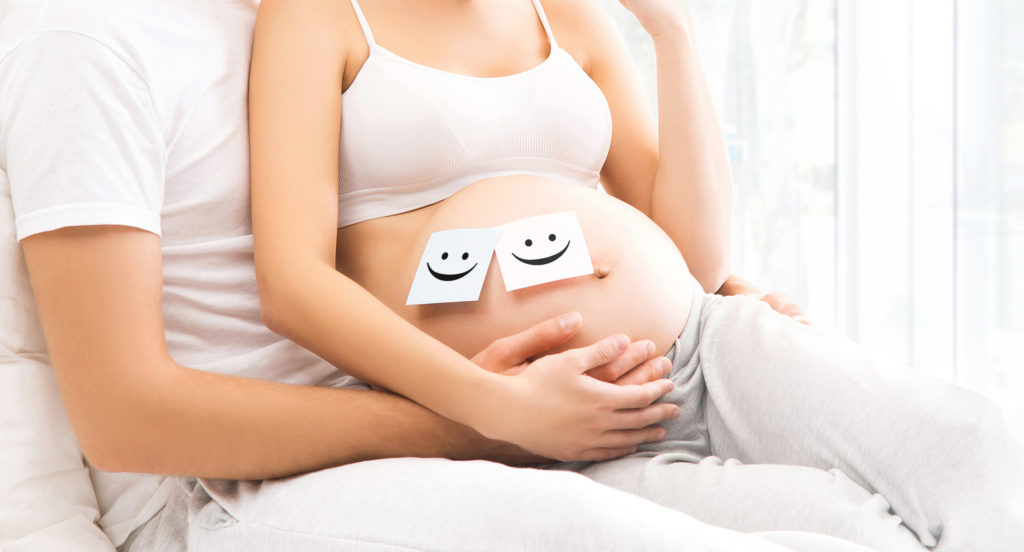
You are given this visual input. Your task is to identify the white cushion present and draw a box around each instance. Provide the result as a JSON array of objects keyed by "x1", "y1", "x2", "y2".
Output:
[{"x1": 0, "y1": 169, "x2": 114, "y2": 551}]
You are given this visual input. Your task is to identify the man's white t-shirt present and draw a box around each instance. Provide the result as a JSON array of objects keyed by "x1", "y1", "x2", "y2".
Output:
[{"x1": 0, "y1": 0, "x2": 361, "y2": 544}]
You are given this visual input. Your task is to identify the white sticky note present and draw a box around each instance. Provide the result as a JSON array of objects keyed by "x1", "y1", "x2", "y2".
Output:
[
  {"x1": 406, "y1": 227, "x2": 501, "y2": 305},
  {"x1": 494, "y1": 211, "x2": 594, "y2": 291}
]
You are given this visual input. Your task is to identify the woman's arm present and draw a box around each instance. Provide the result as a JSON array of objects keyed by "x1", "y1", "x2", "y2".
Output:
[
  {"x1": 569, "y1": 0, "x2": 732, "y2": 292},
  {"x1": 248, "y1": 0, "x2": 676, "y2": 461},
  {"x1": 22, "y1": 227, "x2": 673, "y2": 477}
]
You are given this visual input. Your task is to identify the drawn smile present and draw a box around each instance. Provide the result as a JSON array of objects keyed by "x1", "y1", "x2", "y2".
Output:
[
  {"x1": 511, "y1": 241, "x2": 571, "y2": 266},
  {"x1": 427, "y1": 262, "x2": 478, "y2": 281}
]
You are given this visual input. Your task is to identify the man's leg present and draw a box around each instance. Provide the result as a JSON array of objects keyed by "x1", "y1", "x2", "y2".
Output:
[
  {"x1": 172, "y1": 458, "x2": 866, "y2": 551},
  {"x1": 693, "y1": 293, "x2": 1024, "y2": 551}
]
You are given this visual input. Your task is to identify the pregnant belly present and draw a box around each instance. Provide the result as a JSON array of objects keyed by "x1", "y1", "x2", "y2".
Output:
[{"x1": 337, "y1": 175, "x2": 695, "y2": 357}]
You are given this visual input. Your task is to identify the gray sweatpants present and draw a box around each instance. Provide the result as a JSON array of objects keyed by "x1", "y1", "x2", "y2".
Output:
[
  {"x1": 565, "y1": 279, "x2": 1024, "y2": 551},
  {"x1": 121, "y1": 281, "x2": 1024, "y2": 551}
]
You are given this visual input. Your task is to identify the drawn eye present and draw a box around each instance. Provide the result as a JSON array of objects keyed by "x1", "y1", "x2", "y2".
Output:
[
  {"x1": 461, "y1": 252, "x2": 469, "y2": 260},
  {"x1": 441, "y1": 252, "x2": 449, "y2": 260},
  {"x1": 525, "y1": 239, "x2": 533, "y2": 247},
  {"x1": 548, "y1": 234, "x2": 556, "y2": 241}
]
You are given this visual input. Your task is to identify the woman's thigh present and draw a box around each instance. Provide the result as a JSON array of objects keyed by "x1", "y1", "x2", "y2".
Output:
[
  {"x1": 577, "y1": 453, "x2": 925, "y2": 552},
  {"x1": 184, "y1": 457, "x2": 843, "y2": 552},
  {"x1": 695, "y1": 295, "x2": 1024, "y2": 551}
]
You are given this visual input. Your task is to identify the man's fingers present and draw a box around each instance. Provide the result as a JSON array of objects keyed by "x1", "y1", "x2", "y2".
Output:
[
  {"x1": 565, "y1": 334, "x2": 630, "y2": 373},
  {"x1": 585, "y1": 339, "x2": 656, "y2": 383},
  {"x1": 597, "y1": 427, "x2": 668, "y2": 449},
  {"x1": 611, "y1": 403, "x2": 680, "y2": 429},
  {"x1": 479, "y1": 312, "x2": 582, "y2": 366},
  {"x1": 606, "y1": 379, "x2": 675, "y2": 409},
  {"x1": 613, "y1": 356, "x2": 672, "y2": 386}
]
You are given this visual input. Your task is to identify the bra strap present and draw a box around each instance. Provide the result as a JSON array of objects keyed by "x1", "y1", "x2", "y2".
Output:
[
  {"x1": 529, "y1": 0, "x2": 558, "y2": 49},
  {"x1": 348, "y1": 0, "x2": 377, "y2": 48}
]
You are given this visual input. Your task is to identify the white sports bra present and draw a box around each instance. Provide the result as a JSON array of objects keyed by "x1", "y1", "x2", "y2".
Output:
[{"x1": 337, "y1": 0, "x2": 614, "y2": 227}]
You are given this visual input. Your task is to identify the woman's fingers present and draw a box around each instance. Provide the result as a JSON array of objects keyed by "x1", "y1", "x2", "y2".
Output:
[
  {"x1": 611, "y1": 402, "x2": 680, "y2": 429},
  {"x1": 585, "y1": 339, "x2": 656, "y2": 383},
  {"x1": 759, "y1": 291, "x2": 812, "y2": 326},
  {"x1": 606, "y1": 378, "x2": 675, "y2": 410},
  {"x1": 613, "y1": 356, "x2": 672, "y2": 386},
  {"x1": 487, "y1": 334, "x2": 673, "y2": 461},
  {"x1": 717, "y1": 276, "x2": 812, "y2": 326},
  {"x1": 562, "y1": 334, "x2": 631, "y2": 374},
  {"x1": 471, "y1": 312, "x2": 582, "y2": 370}
]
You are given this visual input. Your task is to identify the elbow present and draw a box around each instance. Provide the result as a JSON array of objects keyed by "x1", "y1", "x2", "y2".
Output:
[
  {"x1": 258, "y1": 290, "x2": 287, "y2": 336},
  {"x1": 256, "y1": 260, "x2": 329, "y2": 338},
  {"x1": 254, "y1": 256, "x2": 317, "y2": 338},
  {"x1": 82, "y1": 441, "x2": 130, "y2": 473},
  {"x1": 696, "y1": 265, "x2": 730, "y2": 295},
  {"x1": 77, "y1": 416, "x2": 148, "y2": 473},
  {"x1": 82, "y1": 428, "x2": 174, "y2": 475},
  {"x1": 257, "y1": 279, "x2": 298, "y2": 338},
  {"x1": 255, "y1": 265, "x2": 287, "y2": 335},
  {"x1": 692, "y1": 249, "x2": 731, "y2": 294},
  {"x1": 72, "y1": 363, "x2": 183, "y2": 474}
]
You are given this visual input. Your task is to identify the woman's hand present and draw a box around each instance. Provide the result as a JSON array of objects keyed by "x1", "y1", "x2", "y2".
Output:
[
  {"x1": 470, "y1": 313, "x2": 674, "y2": 464},
  {"x1": 716, "y1": 274, "x2": 812, "y2": 325},
  {"x1": 617, "y1": 0, "x2": 694, "y2": 39},
  {"x1": 472, "y1": 312, "x2": 672, "y2": 385},
  {"x1": 474, "y1": 334, "x2": 679, "y2": 463}
]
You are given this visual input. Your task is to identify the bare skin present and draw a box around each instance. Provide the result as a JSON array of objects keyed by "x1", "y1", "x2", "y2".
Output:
[
  {"x1": 249, "y1": 0, "x2": 733, "y2": 460},
  {"x1": 22, "y1": 225, "x2": 677, "y2": 477},
  {"x1": 13, "y1": 0, "x2": 794, "y2": 481}
]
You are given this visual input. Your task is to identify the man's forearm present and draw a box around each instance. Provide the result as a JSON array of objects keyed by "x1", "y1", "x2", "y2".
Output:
[{"x1": 97, "y1": 363, "x2": 537, "y2": 479}]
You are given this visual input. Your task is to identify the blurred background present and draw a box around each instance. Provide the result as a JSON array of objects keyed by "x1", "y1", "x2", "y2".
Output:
[{"x1": 598, "y1": 0, "x2": 1024, "y2": 403}]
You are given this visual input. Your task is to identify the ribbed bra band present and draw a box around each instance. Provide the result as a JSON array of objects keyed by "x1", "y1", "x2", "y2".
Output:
[{"x1": 346, "y1": 0, "x2": 558, "y2": 50}]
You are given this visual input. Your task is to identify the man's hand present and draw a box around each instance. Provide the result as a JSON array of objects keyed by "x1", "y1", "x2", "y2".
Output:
[
  {"x1": 471, "y1": 312, "x2": 671, "y2": 385},
  {"x1": 716, "y1": 274, "x2": 811, "y2": 325},
  {"x1": 470, "y1": 313, "x2": 677, "y2": 463}
]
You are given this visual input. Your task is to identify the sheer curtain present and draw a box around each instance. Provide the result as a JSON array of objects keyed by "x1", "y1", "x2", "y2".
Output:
[{"x1": 598, "y1": 0, "x2": 1023, "y2": 402}]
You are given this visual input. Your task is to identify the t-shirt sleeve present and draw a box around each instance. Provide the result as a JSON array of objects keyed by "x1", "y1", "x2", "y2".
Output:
[{"x1": 0, "y1": 31, "x2": 165, "y2": 241}]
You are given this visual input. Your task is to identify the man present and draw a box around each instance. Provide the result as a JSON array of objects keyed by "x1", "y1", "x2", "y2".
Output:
[{"x1": 1, "y1": 1, "x2": 859, "y2": 551}]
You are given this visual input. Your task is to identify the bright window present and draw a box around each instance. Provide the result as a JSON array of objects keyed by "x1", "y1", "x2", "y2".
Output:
[{"x1": 600, "y1": 0, "x2": 1024, "y2": 403}]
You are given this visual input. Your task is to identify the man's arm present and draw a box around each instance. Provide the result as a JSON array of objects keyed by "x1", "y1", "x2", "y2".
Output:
[{"x1": 23, "y1": 226, "x2": 673, "y2": 478}]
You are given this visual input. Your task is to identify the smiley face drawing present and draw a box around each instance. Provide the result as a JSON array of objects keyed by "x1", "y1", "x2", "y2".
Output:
[
  {"x1": 407, "y1": 227, "x2": 501, "y2": 305},
  {"x1": 510, "y1": 233, "x2": 571, "y2": 266},
  {"x1": 427, "y1": 251, "x2": 477, "y2": 281},
  {"x1": 495, "y1": 211, "x2": 594, "y2": 292}
]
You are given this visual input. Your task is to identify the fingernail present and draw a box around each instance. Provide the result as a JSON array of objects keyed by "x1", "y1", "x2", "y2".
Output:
[
  {"x1": 645, "y1": 341, "x2": 655, "y2": 355},
  {"x1": 672, "y1": 406, "x2": 681, "y2": 419},
  {"x1": 613, "y1": 335, "x2": 629, "y2": 350},
  {"x1": 559, "y1": 312, "x2": 581, "y2": 331},
  {"x1": 662, "y1": 359, "x2": 672, "y2": 377}
]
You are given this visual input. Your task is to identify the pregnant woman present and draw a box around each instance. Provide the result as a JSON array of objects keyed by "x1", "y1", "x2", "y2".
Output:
[{"x1": 249, "y1": 0, "x2": 1023, "y2": 550}]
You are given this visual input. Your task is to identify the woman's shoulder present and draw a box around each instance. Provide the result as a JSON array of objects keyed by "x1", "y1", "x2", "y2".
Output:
[
  {"x1": 539, "y1": 0, "x2": 628, "y2": 74},
  {"x1": 254, "y1": 0, "x2": 355, "y2": 49},
  {"x1": 254, "y1": 0, "x2": 361, "y2": 74}
]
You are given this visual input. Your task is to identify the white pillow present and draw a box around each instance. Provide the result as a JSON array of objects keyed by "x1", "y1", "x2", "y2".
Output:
[{"x1": 0, "y1": 169, "x2": 115, "y2": 551}]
